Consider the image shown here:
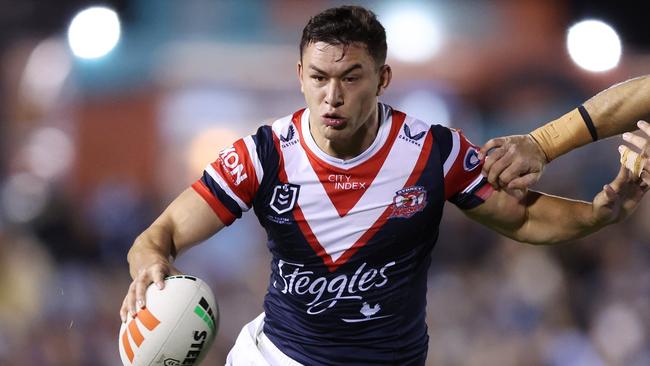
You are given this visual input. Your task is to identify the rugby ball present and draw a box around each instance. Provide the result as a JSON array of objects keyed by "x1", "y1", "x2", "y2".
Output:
[{"x1": 119, "y1": 275, "x2": 218, "y2": 366}]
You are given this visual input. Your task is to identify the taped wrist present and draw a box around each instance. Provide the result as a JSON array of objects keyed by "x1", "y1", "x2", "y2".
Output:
[{"x1": 529, "y1": 106, "x2": 598, "y2": 161}]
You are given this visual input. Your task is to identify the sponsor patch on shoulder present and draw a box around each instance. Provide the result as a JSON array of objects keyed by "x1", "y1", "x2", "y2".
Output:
[{"x1": 463, "y1": 147, "x2": 481, "y2": 172}]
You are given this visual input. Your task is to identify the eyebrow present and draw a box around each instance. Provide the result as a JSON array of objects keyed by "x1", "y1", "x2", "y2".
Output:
[{"x1": 308, "y1": 64, "x2": 363, "y2": 76}]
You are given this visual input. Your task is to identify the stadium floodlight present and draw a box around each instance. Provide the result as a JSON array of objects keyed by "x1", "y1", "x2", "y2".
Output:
[
  {"x1": 382, "y1": 5, "x2": 443, "y2": 63},
  {"x1": 567, "y1": 19, "x2": 621, "y2": 72},
  {"x1": 67, "y1": 6, "x2": 121, "y2": 59}
]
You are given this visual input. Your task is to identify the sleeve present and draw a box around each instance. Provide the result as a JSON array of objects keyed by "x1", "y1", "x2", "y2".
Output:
[
  {"x1": 432, "y1": 125, "x2": 494, "y2": 210},
  {"x1": 191, "y1": 127, "x2": 268, "y2": 225}
]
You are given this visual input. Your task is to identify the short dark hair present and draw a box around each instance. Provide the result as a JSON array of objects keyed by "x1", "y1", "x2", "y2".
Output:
[{"x1": 299, "y1": 5, "x2": 387, "y2": 67}]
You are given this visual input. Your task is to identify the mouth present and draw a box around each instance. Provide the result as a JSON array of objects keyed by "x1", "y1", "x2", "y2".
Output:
[{"x1": 321, "y1": 113, "x2": 347, "y2": 128}]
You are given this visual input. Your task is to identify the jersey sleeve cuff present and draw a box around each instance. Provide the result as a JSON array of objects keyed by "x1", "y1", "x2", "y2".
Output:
[{"x1": 191, "y1": 180, "x2": 236, "y2": 226}]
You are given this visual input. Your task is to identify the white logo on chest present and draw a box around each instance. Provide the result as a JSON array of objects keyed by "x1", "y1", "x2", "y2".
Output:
[
  {"x1": 327, "y1": 174, "x2": 367, "y2": 190},
  {"x1": 274, "y1": 259, "x2": 396, "y2": 317}
]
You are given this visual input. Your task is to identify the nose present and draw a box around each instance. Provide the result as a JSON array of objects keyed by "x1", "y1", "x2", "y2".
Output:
[{"x1": 325, "y1": 80, "x2": 344, "y2": 107}]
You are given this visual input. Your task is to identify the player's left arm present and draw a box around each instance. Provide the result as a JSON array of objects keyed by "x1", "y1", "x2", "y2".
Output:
[{"x1": 463, "y1": 164, "x2": 648, "y2": 244}]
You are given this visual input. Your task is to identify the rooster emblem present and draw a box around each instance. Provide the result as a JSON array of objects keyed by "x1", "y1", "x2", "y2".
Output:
[
  {"x1": 360, "y1": 302, "x2": 381, "y2": 318},
  {"x1": 341, "y1": 302, "x2": 392, "y2": 323}
]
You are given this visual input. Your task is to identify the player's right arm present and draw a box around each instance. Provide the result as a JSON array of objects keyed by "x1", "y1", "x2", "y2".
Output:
[
  {"x1": 119, "y1": 125, "x2": 271, "y2": 322},
  {"x1": 120, "y1": 188, "x2": 225, "y2": 322},
  {"x1": 481, "y1": 75, "x2": 650, "y2": 189}
]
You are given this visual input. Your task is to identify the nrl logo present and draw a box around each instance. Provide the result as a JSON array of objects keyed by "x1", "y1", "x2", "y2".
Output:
[{"x1": 270, "y1": 183, "x2": 300, "y2": 214}]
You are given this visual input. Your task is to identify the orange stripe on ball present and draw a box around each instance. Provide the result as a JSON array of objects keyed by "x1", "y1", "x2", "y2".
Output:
[
  {"x1": 128, "y1": 319, "x2": 145, "y2": 346},
  {"x1": 137, "y1": 307, "x2": 161, "y2": 331},
  {"x1": 122, "y1": 328, "x2": 134, "y2": 362}
]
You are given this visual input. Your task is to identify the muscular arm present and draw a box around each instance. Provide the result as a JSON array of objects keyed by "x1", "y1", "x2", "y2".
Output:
[
  {"x1": 121, "y1": 188, "x2": 224, "y2": 321},
  {"x1": 127, "y1": 187, "x2": 225, "y2": 278},
  {"x1": 584, "y1": 75, "x2": 650, "y2": 138},
  {"x1": 465, "y1": 189, "x2": 597, "y2": 245},
  {"x1": 482, "y1": 75, "x2": 650, "y2": 189},
  {"x1": 464, "y1": 165, "x2": 646, "y2": 244}
]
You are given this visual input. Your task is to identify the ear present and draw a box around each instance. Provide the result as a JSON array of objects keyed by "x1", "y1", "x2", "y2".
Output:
[
  {"x1": 376, "y1": 64, "x2": 392, "y2": 96},
  {"x1": 297, "y1": 61, "x2": 304, "y2": 94}
]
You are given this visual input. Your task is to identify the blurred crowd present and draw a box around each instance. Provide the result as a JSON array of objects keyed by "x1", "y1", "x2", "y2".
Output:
[{"x1": 0, "y1": 1, "x2": 649, "y2": 365}]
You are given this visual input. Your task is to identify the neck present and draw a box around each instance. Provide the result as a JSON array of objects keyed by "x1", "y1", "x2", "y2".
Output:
[{"x1": 309, "y1": 106, "x2": 379, "y2": 160}]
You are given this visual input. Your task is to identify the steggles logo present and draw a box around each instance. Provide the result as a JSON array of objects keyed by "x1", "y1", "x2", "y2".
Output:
[
  {"x1": 122, "y1": 307, "x2": 161, "y2": 363},
  {"x1": 273, "y1": 260, "x2": 396, "y2": 317}
]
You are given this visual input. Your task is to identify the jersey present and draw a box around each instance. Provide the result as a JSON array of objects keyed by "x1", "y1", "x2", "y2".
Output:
[{"x1": 191, "y1": 103, "x2": 493, "y2": 365}]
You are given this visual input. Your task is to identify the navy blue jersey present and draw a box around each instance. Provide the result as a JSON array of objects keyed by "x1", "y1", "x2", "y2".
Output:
[{"x1": 192, "y1": 104, "x2": 493, "y2": 365}]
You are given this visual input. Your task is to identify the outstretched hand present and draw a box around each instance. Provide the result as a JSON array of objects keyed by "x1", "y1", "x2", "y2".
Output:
[
  {"x1": 480, "y1": 134, "x2": 547, "y2": 190},
  {"x1": 591, "y1": 164, "x2": 648, "y2": 226},
  {"x1": 119, "y1": 259, "x2": 182, "y2": 322}
]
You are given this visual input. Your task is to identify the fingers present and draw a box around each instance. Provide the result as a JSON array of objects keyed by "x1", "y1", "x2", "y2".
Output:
[
  {"x1": 610, "y1": 163, "x2": 631, "y2": 192},
  {"x1": 479, "y1": 137, "x2": 505, "y2": 159},
  {"x1": 642, "y1": 170, "x2": 650, "y2": 186},
  {"x1": 622, "y1": 131, "x2": 648, "y2": 152},
  {"x1": 481, "y1": 146, "x2": 505, "y2": 178},
  {"x1": 619, "y1": 145, "x2": 647, "y2": 179},
  {"x1": 497, "y1": 160, "x2": 527, "y2": 188},
  {"x1": 120, "y1": 281, "x2": 136, "y2": 323},
  {"x1": 602, "y1": 183, "x2": 618, "y2": 202},
  {"x1": 486, "y1": 150, "x2": 514, "y2": 188},
  {"x1": 637, "y1": 120, "x2": 650, "y2": 136},
  {"x1": 506, "y1": 173, "x2": 539, "y2": 190},
  {"x1": 152, "y1": 268, "x2": 166, "y2": 291},
  {"x1": 120, "y1": 262, "x2": 173, "y2": 323}
]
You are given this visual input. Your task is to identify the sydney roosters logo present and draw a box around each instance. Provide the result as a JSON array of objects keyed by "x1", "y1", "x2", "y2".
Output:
[{"x1": 389, "y1": 186, "x2": 427, "y2": 218}]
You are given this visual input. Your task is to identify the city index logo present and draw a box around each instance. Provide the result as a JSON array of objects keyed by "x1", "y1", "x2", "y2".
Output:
[
  {"x1": 121, "y1": 307, "x2": 161, "y2": 363},
  {"x1": 219, "y1": 146, "x2": 247, "y2": 186}
]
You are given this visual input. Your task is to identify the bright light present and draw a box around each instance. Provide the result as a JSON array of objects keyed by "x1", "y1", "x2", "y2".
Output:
[
  {"x1": 24, "y1": 127, "x2": 74, "y2": 180},
  {"x1": 67, "y1": 6, "x2": 121, "y2": 59},
  {"x1": 383, "y1": 6, "x2": 443, "y2": 63},
  {"x1": 2, "y1": 173, "x2": 48, "y2": 223},
  {"x1": 397, "y1": 90, "x2": 450, "y2": 126},
  {"x1": 187, "y1": 127, "x2": 239, "y2": 176},
  {"x1": 567, "y1": 20, "x2": 621, "y2": 72},
  {"x1": 21, "y1": 38, "x2": 72, "y2": 111}
]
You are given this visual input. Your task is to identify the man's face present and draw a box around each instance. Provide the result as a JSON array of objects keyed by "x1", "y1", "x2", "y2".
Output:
[{"x1": 298, "y1": 42, "x2": 390, "y2": 147}]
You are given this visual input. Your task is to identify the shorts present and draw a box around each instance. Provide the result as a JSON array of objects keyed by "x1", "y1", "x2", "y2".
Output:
[{"x1": 225, "y1": 312, "x2": 303, "y2": 366}]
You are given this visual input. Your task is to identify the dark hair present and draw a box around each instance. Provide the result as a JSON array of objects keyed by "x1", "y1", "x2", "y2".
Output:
[{"x1": 300, "y1": 5, "x2": 387, "y2": 67}]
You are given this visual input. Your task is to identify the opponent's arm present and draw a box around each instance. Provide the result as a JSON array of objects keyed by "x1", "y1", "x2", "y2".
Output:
[
  {"x1": 464, "y1": 164, "x2": 647, "y2": 244},
  {"x1": 120, "y1": 188, "x2": 224, "y2": 321},
  {"x1": 481, "y1": 75, "x2": 650, "y2": 189}
]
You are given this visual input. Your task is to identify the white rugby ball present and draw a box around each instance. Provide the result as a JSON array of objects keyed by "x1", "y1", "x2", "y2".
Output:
[{"x1": 119, "y1": 275, "x2": 218, "y2": 366}]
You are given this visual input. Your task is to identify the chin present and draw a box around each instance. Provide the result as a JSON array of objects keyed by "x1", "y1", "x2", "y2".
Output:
[{"x1": 322, "y1": 125, "x2": 351, "y2": 140}]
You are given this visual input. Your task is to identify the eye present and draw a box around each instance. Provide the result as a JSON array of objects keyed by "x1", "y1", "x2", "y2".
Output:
[
  {"x1": 343, "y1": 76, "x2": 359, "y2": 82},
  {"x1": 311, "y1": 75, "x2": 325, "y2": 82}
]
